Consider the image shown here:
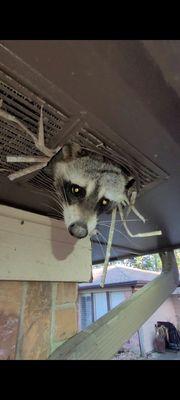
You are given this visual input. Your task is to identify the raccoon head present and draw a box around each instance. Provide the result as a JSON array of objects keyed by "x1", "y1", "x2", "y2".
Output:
[{"x1": 45, "y1": 143, "x2": 130, "y2": 239}]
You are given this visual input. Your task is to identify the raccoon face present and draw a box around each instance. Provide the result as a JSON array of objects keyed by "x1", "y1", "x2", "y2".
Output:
[
  {"x1": 56, "y1": 179, "x2": 114, "y2": 239},
  {"x1": 46, "y1": 143, "x2": 128, "y2": 239}
]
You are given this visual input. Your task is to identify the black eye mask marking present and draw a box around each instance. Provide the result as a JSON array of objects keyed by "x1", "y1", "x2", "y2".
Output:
[
  {"x1": 96, "y1": 197, "x2": 112, "y2": 214},
  {"x1": 70, "y1": 184, "x2": 86, "y2": 198},
  {"x1": 58, "y1": 180, "x2": 86, "y2": 204}
]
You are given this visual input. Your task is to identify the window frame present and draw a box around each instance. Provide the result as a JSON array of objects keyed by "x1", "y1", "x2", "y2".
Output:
[{"x1": 79, "y1": 289, "x2": 126, "y2": 330}]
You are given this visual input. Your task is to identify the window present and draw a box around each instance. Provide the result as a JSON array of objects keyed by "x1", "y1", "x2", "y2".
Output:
[
  {"x1": 79, "y1": 294, "x2": 93, "y2": 330},
  {"x1": 109, "y1": 292, "x2": 125, "y2": 309},
  {"x1": 79, "y1": 290, "x2": 126, "y2": 330},
  {"x1": 93, "y1": 292, "x2": 108, "y2": 320}
]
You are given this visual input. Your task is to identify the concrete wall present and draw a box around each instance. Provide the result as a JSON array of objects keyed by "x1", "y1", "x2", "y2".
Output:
[{"x1": 172, "y1": 293, "x2": 180, "y2": 330}]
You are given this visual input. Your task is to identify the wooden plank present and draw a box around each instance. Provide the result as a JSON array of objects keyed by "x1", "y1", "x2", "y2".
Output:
[
  {"x1": 0, "y1": 205, "x2": 91, "y2": 282},
  {"x1": 49, "y1": 251, "x2": 179, "y2": 359}
]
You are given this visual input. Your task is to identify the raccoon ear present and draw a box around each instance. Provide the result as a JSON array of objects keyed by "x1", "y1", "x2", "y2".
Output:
[
  {"x1": 125, "y1": 177, "x2": 137, "y2": 198},
  {"x1": 125, "y1": 177, "x2": 136, "y2": 190},
  {"x1": 43, "y1": 143, "x2": 82, "y2": 177},
  {"x1": 62, "y1": 143, "x2": 81, "y2": 160},
  {"x1": 43, "y1": 148, "x2": 64, "y2": 177}
]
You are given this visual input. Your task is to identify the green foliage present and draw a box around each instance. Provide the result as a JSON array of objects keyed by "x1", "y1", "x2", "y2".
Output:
[
  {"x1": 122, "y1": 250, "x2": 180, "y2": 271},
  {"x1": 175, "y1": 249, "x2": 180, "y2": 268}
]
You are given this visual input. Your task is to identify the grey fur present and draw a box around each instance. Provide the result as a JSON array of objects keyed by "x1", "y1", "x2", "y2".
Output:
[{"x1": 48, "y1": 143, "x2": 130, "y2": 238}]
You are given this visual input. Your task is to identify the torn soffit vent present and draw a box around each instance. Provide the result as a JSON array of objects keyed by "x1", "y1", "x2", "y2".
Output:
[{"x1": 0, "y1": 70, "x2": 169, "y2": 219}]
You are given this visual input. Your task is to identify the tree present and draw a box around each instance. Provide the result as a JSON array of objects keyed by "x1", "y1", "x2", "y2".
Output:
[
  {"x1": 122, "y1": 250, "x2": 180, "y2": 271},
  {"x1": 175, "y1": 249, "x2": 180, "y2": 268}
]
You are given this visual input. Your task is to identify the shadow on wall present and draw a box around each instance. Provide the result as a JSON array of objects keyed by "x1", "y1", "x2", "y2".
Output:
[{"x1": 51, "y1": 218, "x2": 78, "y2": 261}]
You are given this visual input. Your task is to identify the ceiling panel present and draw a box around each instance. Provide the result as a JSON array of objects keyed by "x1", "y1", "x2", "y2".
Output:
[{"x1": 0, "y1": 40, "x2": 180, "y2": 262}]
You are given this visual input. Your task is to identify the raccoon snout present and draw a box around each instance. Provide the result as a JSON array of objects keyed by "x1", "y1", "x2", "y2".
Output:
[{"x1": 68, "y1": 222, "x2": 88, "y2": 239}]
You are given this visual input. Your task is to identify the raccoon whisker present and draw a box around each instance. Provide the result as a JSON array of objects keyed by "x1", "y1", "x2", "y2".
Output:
[
  {"x1": 36, "y1": 182, "x2": 55, "y2": 192},
  {"x1": 28, "y1": 179, "x2": 47, "y2": 189},
  {"x1": 38, "y1": 193, "x2": 64, "y2": 211},
  {"x1": 30, "y1": 175, "x2": 63, "y2": 202},
  {"x1": 40, "y1": 198, "x2": 61, "y2": 210},
  {"x1": 118, "y1": 204, "x2": 162, "y2": 238},
  {"x1": 41, "y1": 199, "x2": 63, "y2": 212},
  {"x1": 95, "y1": 230, "x2": 111, "y2": 253},
  {"x1": 38, "y1": 183, "x2": 61, "y2": 199},
  {"x1": 95, "y1": 229, "x2": 108, "y2": 244},
  {"x1": 37, "y1": 176, "x2": 53, "y2": 186},
  {"x1": 98, "y1": 218, "x2": 148, "y2": 224},
  {"x1": 98, "y1": 223, "x2": 138, "y2": 247},
  {"x1": 42, "y1": 203, "x2": 63, "y2": 214},
  {"x1": 50, "y1": 196, "x2": 64, "y2": 208},
  {"x1": 94, "y1": 232, "x2": 106, "y2": 259},
  {"x1": 49, "y1": 200, "x2": 64, "y2": 212},
  {"x1": 30, "y1": 183, "x2": 58, "y2": 196},
  {"x1": 56, "y1": 190, "x2": 64, "y2": 201},
  {"x1": 28, "y1": 184, "x2": 55, "y2": 198},
  {"x1": 30, "y1": 173, "x2": 54, "y2": 187},
  {"x1": 36, "y1": 171, "x2": 53, "y2": 182},
  {"x1": 45, "y1": 211, "x2": 62, "y2": 219},
  {"x1": 36, "y1": 189, "x2": 64, "y2": 208},
  {"x1": 33, "y1": 183, "x2": 62, "y2": 200},
  {"x1": 100, "y1": 207, "x2": 117, "y2": 288},
  {"x1": 49, "y1": 214, "x2": 62, "y2": 220},
  {"x1": 38, "y1": 169, "x2": 54, "y2": 180},
  {"x1": 99, "y1": 223, "x2": 131, "y2": 242},
  {"x1": 31, "y1": 183, "x2": 54, "y2": 195},
  {"x1": 96, "y1": 229, "x2": 120, "y2": 260},
  {"x1": 52, "y1": 189, "x2": 63, "y2": 201},
  {"x1": 54, "y1": 177, "x2": 68, "y2": 205},
  {"x1": 62, "y1": 183, "x2": 68, "y2": 206},
  {"x1": 47, "y1": 213, "x2": 62, "y2": 219}
]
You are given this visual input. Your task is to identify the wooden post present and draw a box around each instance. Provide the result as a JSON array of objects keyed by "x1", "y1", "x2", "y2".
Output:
[{"x1": 49, "y1": 250, "x2": 179, "y2": 360}]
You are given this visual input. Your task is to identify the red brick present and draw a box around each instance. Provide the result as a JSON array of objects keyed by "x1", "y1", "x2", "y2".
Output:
[
  {"x1": 55, "y1": 305, "x2": 77, "y2": 341},
  {"x1": 0, "y1": 312, "x2": 19, "y2": 360},
  {"x1": 56, "y1": 282, "x2": 77, "y2": 305},
  {"x1": 19, "y1": 282, "x2": 52, "y2": 360},
  {"x1": 0, "y1": 281, "x2": 22, "y2": 360},
  {"x1": 0, "y1": 281, "x2": 22, "y2": 314}
]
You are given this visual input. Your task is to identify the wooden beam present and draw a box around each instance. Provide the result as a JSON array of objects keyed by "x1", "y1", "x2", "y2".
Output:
[
  {"x1": 0, "y1": 204, "x2": 92, "y2": 282},
  {"x1": 49, "y1": 250, "x2": 179, "y2": 359}
]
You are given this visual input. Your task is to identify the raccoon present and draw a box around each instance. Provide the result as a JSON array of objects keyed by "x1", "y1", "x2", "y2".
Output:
[{"x1": 45, "y1": 143, "x2": 133, "y2": 239}]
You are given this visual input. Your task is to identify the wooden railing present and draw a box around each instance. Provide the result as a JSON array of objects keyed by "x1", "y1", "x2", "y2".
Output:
[{"x1": 49, "y1": 250, "x2": 179, "y2": 360}]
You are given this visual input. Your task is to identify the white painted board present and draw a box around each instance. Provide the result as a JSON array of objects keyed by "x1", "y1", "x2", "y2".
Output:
[{"x1": 0, "y1": 205, "x2": 92, "y2": 282}]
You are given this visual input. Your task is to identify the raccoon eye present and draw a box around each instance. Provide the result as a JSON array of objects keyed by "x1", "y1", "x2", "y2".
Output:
[
  {"x1": 96, "y1": 197, "x2": 111, "y2": 214},
  {"x1": 71, "y1": 184, "x2": 86, "y2": 198},
  {"x1": 72, "y1": 186, "x2": 79, "y2": 194}
]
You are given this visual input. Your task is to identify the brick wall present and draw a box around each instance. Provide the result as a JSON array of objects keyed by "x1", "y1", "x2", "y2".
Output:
[{"x1": 0, "y1": 281, "x2": 78, "y2": 360}]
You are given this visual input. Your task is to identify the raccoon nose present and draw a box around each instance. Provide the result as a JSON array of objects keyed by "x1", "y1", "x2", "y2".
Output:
[{"x1": 68, "y1": 222, "x2": 88, "y2": 239}]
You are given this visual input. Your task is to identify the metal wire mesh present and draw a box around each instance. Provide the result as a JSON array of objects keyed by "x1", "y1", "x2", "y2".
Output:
[{"x1": 0, "y1": 71, "x2": 168, "y2": 200}]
